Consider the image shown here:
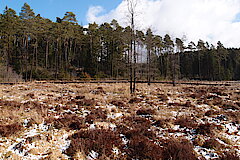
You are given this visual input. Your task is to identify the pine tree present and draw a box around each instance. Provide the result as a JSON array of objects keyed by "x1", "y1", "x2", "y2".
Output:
[
  {"x1": 1, "y1": 7, "x2": 19, "y2": 81},
  {"x1": 19, "y1": 3, "x2": 35, "y2": 19},
  {"x1": 163, "y1": 34, "x2": 174, "y2": 83},
  {"x1": 175, "y1": 38, "x2": 184, "y2": 79},
  {"x1": 146, "y1": 28, "x2": 153, "y2": 85},
  {"x1": 62, "y1": 12, "x2": 77, "y2": 23}
]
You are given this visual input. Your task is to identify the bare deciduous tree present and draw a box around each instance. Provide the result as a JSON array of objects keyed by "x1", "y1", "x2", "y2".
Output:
[{"x1": 126, "y1": 0, "x2": 137, "y2": 93}]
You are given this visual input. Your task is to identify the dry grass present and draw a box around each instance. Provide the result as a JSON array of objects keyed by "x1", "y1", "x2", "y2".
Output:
[
  {"x1": 0, "y1": 100, "x2": 48, "y2": 124},
  {"x1": 0, "y1": 82, "x2": 239, "y2": 159}
]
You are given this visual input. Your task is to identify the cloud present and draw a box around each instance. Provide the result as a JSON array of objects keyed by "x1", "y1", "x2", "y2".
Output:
[
  {"x1": 86, "y1": 0, "x2": 240, "y2": 48},
  {"x1": 87, "y1": 6, "x2": 105, "y2": 23}
]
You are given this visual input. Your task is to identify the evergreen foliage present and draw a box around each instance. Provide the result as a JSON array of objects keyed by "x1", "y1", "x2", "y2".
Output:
[{"x1": 0, "y1": 4, "x2": 239, "y2": 81}]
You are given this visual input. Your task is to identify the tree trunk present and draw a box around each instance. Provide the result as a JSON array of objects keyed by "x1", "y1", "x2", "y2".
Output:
[{"x1": 45, "y1": 40, "x2": 49, "y2": 69}]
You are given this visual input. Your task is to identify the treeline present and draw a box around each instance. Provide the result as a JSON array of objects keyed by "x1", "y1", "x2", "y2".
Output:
[
  {"x1": 0, "y1": 3, "x2": 239, "y2": 81},
  {"x1": 180, "y1": 48, "x2": 240, "y2": 80}
]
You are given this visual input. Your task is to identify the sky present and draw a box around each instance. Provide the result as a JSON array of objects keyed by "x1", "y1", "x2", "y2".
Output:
[
  {"x1": 1, "y1": 0, "x2": 240, "y2": 48},
  {"x1": 0, "y1": 0, "x2": 122, "y2": 25}
]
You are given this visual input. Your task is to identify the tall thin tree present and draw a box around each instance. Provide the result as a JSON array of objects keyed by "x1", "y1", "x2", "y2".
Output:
[{"x1": 126, "y1": 0, "x2": 137, "y2": 93}]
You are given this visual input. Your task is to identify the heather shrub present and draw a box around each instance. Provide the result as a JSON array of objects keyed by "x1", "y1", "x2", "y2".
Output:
[
  {"x1": 175, "y1": 116, "x2": 197, "y2": 129},
  {"x1": 119, "y1": 116, "x2": 155, "y2": 139},
  {"x1": 196, "y1": 123, "x2": 215, "y2": 135},
  {"x1": 0, "y1": 123, "x2": 22, "y2": 137},
  {"x1": 46, "y1": 115, "x2": 85, "y2": 130},
  {"x1": 126, "y1": 135, "x2": 163, "y2": 160},
  {"x1": 202, "y1": 138, "x2": 224, "y2": 150},
  {"x1": 66, "y1": 129, "x2": 122, "y2": 158},
  {"x1": 85, "y1": 108, "x2": 107, "y2": 124},
  {"x1": 219, "y1": 151, "x2": 240, "y2": 160},
  {"x1": 162, "y1": 138, "x2": 197, "y2": 160},
  {"x1": 136, "y1": 108, "x2": 155, "y2": 116}
]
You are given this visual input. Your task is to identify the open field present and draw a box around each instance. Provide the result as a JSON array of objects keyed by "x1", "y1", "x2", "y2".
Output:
[{"x1": 0, "y1": 82, "x2": 239, "y2": 160}]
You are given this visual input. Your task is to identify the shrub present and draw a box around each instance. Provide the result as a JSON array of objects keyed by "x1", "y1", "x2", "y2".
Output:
[
  {"x1": 152, "y1": 118, "x2": 171, "y2": 128},
  {"x1": 93, "y1": 71, "x2": 108, "y2": 79},
  {"x1": 136, "y1": 108, "x2": 155, "y2": 116},
  {"x1": 209, "y1": 87, "x2": 228, "y2": 96},
  {"x1": 31, "y1": 67, "x2": 53, "y2": 80},
  {"x1": 162, "y1": 138, "x2": 197, "y2": 160},
  {"x1": 196, "y1": 123, "x2": 215, "y2": 135},
  {"x1": 46, "y1": 115, "x2": 85, "y2": 130},
  {"x1": 129, "y1": 97, "x2": 142, "y2": 103},
  {"x1": 123, "y1": 116, "x2": 152, "y2": 127},
  {"x1": 158, "y1": 94, "x2": 169, "y2": 101},
  {"x1": 66, "y1": 129, "x2": 122, "y2": 158},
  {"x1": 202, "y1": 138, "x2": 223, "y2": 150},
  {"x1": 222, "y1": 102, "x2": 239, "y2": 110},
  {"x1": 219, "y1": 151, "x2": 240, "y2": 160},
  {"x1": 85, "y1": 108, "x2": 107, "y2": 124},
  {"x1": 76, "y1": 98, "x2": 97, "y2": 107},
  {"x1": 90, "y1": 87, "x2": 105, "y2": 94},
  {"x1": 78, "y1": 72, "x2": 91, "y2": 79},
  {"x1": 0, "y1": 123, "x2": 22, "y2": 137},
  {"x1": 126, "y1": 135, "x2": 163, "y2": 160},
  {"x1": 117, "y1": 116, "x2": 157, "y2": 147},
  {"x1": 205, "y1": 110, "x2": 220, "y2": 116},
  {"x1": 110, "y1": 100, "x2": 127, "y2": 108},
  {"x1": 175, "y1": 116, "x2": 197, "y2": 129}
]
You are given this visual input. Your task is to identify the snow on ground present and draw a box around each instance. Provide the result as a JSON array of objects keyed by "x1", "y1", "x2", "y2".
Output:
[{"x1": 0, "y1": 82, "x2": 239, "y2": 159}]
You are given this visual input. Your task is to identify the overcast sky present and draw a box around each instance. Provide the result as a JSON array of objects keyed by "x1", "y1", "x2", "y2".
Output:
[{"x1": 1, "y1": 0, "x2": 240, "y2": 48}]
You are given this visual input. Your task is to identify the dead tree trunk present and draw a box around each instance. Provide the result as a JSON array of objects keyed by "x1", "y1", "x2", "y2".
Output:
[{"x1": 127, "y1": 0, "x2": 137, "y2": 94}]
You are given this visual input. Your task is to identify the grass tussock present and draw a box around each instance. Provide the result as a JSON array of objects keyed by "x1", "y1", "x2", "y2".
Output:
[{"x1": 0, "y1": 100, "x2": 46, "y2": 125}]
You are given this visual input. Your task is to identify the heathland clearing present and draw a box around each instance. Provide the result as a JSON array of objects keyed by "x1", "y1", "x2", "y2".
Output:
[{"x1": 0, "y1": 82, "x2": 239, "y2": 159}]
